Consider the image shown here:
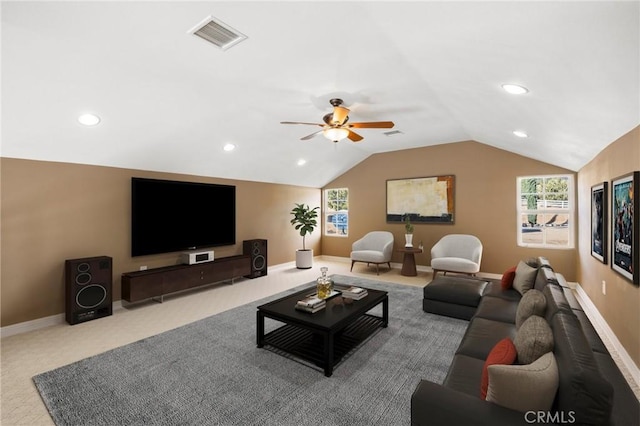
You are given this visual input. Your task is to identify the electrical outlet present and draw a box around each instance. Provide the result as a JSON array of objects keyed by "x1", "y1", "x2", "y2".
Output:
[
  {"x1": 140, "y1": 265, "x2": 147, "y2": 271},
  {"x1": 602, "y1": 280, "x2": 606, "y2": 295}
]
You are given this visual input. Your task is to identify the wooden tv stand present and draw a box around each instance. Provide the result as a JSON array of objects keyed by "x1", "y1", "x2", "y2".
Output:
[{"x1": 122, "y1": 254, "x2": 251, "y2": 303}]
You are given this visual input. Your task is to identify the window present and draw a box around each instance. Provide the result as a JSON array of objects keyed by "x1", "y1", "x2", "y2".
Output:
[
  {"x1": 517, "y1": 175, "x2": 574, "y2": 248},
  {"x1": 324, "y1": 188, "x2": 348, "y2": 236}
]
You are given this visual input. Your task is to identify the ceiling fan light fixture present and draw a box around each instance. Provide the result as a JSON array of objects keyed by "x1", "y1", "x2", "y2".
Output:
[{"x1": 323, "y1": 127, "x2": 349, "y2": 142}]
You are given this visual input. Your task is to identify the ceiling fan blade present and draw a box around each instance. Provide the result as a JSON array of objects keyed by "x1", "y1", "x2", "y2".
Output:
[
  {"x1": 331, "y1": 106, "x2": 350, "y2": 125},
  {"x1": 280, "y1": 121, "x2": 324, "y2": 126},
  {"x1": 348, "y1": 121, "x2": 395, "y2": 129},
  {"x1": 347, "y1": 130, "x2": 364, "y2": 142},
  {"x1": 301, "y1": 129, "x2": 324, "y2": 140}
]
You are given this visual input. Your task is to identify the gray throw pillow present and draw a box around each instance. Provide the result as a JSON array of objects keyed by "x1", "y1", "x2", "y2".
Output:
[
  {"x1": 486, "y1": 351, "x2": 559, "y2": 413},
  {"x1": 515, "y1": 289, "x2": 547, "y2": 330},
  {"x1": 514, "y1": 315, "x2": 554, "y2": 365},
  {"x1": 513, "y1": 261, "x2": 537, "y2": 296}
]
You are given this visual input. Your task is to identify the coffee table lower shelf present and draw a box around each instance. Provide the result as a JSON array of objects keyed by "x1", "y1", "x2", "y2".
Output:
[{"x1": 262, "y1": 314, "x2": 384, "y2": 376}]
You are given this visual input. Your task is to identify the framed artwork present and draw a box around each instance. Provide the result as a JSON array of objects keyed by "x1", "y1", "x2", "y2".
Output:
[
  {"x1": 611, "y1": 171, "x2": 639, "y2": 285},
  {"x1": 386, "y1": 175, "x2": 455, "y2": 224},
  {"x1": 591, "y1": 182, "x2": 608, "y2": 263}
]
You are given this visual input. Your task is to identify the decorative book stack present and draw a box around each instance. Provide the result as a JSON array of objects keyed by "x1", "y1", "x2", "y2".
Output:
[
  {"x1": 340, "y1": 286, "x2": 368, "y2": 300},
  {"x1": 295, "y1": 294, "x2": 326, "y2": 313}
]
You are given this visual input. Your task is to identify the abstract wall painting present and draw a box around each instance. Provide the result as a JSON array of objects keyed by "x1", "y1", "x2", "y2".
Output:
[{"x1": 386, "y1": 175, "x2": 455, "y2": 224}]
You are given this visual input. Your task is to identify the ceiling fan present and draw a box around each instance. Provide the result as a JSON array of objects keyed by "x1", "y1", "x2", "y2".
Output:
[{"x1": 281, "y1": 98, "x2": 394, "y2": 143}]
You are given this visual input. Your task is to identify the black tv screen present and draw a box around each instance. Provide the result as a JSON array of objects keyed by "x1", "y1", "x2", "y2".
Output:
[{"x1": 131, "y1": 177, "x2": 236, "y2": 257}]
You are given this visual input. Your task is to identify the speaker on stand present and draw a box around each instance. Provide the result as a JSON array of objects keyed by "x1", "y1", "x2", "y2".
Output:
[
  {"x1": 65, "y1": 256, "x2": 113, "y2": 325},
  {"x1": 243, "y1": 239, "x2": 267, "y2": 278}
]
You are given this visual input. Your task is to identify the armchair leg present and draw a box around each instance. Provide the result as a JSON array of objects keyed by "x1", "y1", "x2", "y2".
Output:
[
  {"x1": 376, "y1": 264, "x2": 380, "y2": 275},
  {"x1": 350, "y1": 260, "x2": 355, "y2": 272}
]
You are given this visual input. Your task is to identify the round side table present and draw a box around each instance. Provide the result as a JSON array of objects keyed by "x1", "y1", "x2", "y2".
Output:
[{"x1": 398, "y1": 247, "x2": 423, "y2": 276}]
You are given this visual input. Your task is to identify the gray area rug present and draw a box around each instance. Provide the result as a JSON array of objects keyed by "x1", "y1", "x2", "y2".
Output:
[{"x1": 33, "y1": 275, "x2": 468, "y2": 425}]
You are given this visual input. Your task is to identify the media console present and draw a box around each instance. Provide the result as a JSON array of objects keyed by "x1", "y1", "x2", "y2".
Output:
[{"x1": 122, "y1": 254, "x2": 251, "y2": 303}]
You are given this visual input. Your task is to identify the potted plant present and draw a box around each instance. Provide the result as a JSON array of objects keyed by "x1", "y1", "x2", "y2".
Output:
[
  {"x1": 404, "y1": 214, "x2": 414, "y2": 247},
  {"x1": 290, "y1": 203, "x2": 319, "y2": 269}
]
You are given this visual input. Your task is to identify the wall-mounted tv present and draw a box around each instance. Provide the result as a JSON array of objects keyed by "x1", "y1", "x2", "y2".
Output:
[{"x1": 131, "y1": 177, "x2": 236, "y2": 257}]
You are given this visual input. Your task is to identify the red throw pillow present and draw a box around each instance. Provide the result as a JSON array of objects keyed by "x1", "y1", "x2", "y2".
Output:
[
  {"x1": 501, "y1": 266, "x2": 517, "y2": 290},
  {"x1": 481, "y1": 337, "x2": 517, "y2": 399}
]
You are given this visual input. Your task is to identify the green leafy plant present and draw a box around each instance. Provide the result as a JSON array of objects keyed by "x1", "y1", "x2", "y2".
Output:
[
  {"x1": 404, "y1": 214, "x2": 414, "y2": 234},
  {"x1": 290, "y1": 203, "x2": 319, "y2": 250}
]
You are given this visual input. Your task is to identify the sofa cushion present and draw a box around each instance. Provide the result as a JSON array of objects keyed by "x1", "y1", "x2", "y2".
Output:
[
  {"x1": 474, "y1": 296, "x2": 518, "y2": 324},
  {"x1": 515, "y1": 289, "x2": 546, "y2": 330},
  {"x1": 542, "y1": 284, "x2": 573, "y2": 323},
  {"x1": 551, "y1": 312, "x2": 613, "y2": 425},
  {"x1": 456, "y1": 317, "x2": 516, "y2": 360},
  {"x1": 514, "y1": 315, "x2": 554, "y2": 365},
  {"x1": 481, "y1": 282, "x2": 522, "y2": 302},
  {"x1": 486, "y1": 351, "x2": 559, "y2": 413},
  {"x1": 480, "y1": 338, "x2": 517, "y2": 399},
  {"x1": 513, "y1": 261, "x2": 537, "y2": 295},
  {"x1": 533, "y1": 266, "x2": 559, "y2": 292},
  {"x1": 442, "y1": 354, "x2": 486, "y2": 397},
  {"x1": 500, "y1": 266, "x2": 516, "y2": 290},
  {"x1": 423, "y1": 276, "x2": 488, "y2": 307},
  {"x1": 592, "y1": 351, "x2": 640, "y2": 426}
]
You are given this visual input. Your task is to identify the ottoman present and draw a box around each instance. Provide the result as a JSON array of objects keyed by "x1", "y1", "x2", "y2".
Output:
[{"x1": 423, "y1": 276, "x2": 489, "y2": 320}]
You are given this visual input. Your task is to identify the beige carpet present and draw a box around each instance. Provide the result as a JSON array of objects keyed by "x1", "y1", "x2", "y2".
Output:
[{"x1": 1, "y1": 258, "x2": 432, "y2": 425}]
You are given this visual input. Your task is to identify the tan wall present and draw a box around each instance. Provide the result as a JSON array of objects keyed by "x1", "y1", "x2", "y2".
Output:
[
  {"x1": 0, "y1": 158, "x2": 321, "y2": 326},
  {"x1": 322, "y1": 141, "x2": 577, "y2": 279},
  {"x1": 577, "y1": 126, "x2": 640, "y2": 366}
]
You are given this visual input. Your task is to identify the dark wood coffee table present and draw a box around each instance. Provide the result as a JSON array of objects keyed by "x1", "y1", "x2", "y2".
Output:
[{"x1": 256, "y1": 285, "x2": 388, "y2": 377}]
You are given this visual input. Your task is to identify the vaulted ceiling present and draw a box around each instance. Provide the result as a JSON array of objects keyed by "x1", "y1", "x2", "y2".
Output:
[{"x1": 2, "y1": 1, "x2": 638, "y2": 188}]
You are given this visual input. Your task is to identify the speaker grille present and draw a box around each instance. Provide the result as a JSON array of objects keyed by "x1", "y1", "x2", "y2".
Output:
[
  {"x1": 76, "y1": 284, "x2": 107, "y2": 309},
  {"x1": 243, "y1": 239, "x2": 267, "y2": 279},
  {"x1": 65, "y1": 256, "x2": 113, "y2": 325}
]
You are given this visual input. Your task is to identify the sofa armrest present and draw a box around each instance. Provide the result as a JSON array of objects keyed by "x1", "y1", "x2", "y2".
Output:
[{"x1": 411, "y1": 380, "x2": 553, "y2": 426}]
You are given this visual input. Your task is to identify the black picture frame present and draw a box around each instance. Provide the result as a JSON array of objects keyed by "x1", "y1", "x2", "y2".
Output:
[
  {"x1": 591, "y1": 182, "x2": 608, "y2": 263},
  {"x1": 386, "y1": 175, "x2": 455, "y2": 224},
  {"x1": 611, "y1": 171, "x2": 639, "y2": 285}
]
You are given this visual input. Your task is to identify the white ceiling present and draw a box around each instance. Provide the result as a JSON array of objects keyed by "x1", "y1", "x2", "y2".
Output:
[{"x1": 2, "y1": 1, "x2": 639, "y2": 188}]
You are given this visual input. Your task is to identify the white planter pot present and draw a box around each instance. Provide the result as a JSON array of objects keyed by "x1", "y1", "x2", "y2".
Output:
[
  {"x1": 405, "y1": 234, "x2": 414, "y2": 247},
  {"x1": 296, "y1": 249, "x2": 313, "y2": 269}
]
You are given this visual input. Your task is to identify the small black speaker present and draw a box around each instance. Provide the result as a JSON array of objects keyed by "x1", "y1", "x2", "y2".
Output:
[
  {"x1": 243, "y1": 239, "x2": 267, "y2": 278},
  {"x1": 65, "y1": 256, "x2": 113, "y2": 325}
]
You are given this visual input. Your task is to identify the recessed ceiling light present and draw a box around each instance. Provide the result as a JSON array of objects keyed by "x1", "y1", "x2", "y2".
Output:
[
  {"x1": 78, "y1": 113, "x2": 101, "y2": 126},
  {"x1": 297, "y1": 159, "x2": 307, "y2": 166},
  {"x1": 513, "y1": 130, "x2": 529, "y2": 138},
  {"x1": 223, "y1": 143, "x2": 236, "y2": 152},
  {"x1": 501, "y1": 84, "x2": 529, "y2": 95}
]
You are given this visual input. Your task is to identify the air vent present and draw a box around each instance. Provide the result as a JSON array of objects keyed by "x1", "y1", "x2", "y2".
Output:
[
  {"x1": 384, "y1": 130, "x2": 403, "y2": 136},
  {"x1": 188, "y1": 16, "x2": 247, "y2": 50}
]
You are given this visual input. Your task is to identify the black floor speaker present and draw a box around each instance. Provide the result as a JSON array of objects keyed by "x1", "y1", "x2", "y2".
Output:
[
  {"x1": 243, "y1": 239, "x2": 267, "y2": 278},
  {"x1": 65, "y1": 256, "x2": 113, "y2": 325}
]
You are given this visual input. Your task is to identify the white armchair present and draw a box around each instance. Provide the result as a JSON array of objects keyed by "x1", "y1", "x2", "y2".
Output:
[
  {"x1": 350, "y1": 231, "x2": 395, "y2": 275},
  {"x1": 430, "y1": 234, "x2": 483, "y2": 278}
]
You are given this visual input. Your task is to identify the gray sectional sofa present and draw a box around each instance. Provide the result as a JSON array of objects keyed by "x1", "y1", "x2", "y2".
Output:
[{"x1": 412, "y1": 258, "x2": 639, "y2": 426}]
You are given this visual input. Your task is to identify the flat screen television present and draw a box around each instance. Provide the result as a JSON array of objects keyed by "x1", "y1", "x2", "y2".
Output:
[{"x1": 131, "y1": 177, "x2": 236, "y2": 257}]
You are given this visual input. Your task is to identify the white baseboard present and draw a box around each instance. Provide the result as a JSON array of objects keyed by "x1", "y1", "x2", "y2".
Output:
[
  {"x1": 574, "y1": 283, "x2": 640, "y2": 389},
  {"x1": 1, "y1": 301, "x2": 124, "y2": 339}
]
